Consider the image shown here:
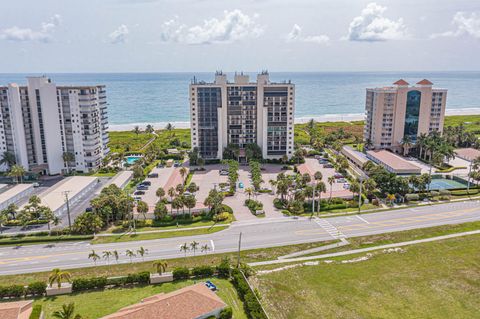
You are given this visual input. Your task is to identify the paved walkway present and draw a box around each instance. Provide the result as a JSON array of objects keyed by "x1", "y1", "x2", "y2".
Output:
[{"x1": 248, "y1": 229, "x2": 480, "y2": 267}]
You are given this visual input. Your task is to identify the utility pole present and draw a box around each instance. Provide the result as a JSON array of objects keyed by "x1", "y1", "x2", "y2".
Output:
[
  {"x1": 62, "y1": 191, "x2": 72, "y2": 229},
  {"x1": 312, "y1": 182, "x2": 315, "y2": 216},
  {"x1": 358, "y1": 178, "x2": 363, "y2": 213},
  {"x1": 467, "y1": 160, "x2": 473, "y2": 195},
  {"x1": 237, "y1": 232, "x2": 242, "y2": 267}
]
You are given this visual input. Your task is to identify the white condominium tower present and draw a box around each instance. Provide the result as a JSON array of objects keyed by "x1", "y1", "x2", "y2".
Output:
[
  {"x1": 364, "y1": 79, "x2": 447, "y2": 153},
  {"x1": 190, "y1": 71, "x2": 295, "y2": 160},
  {"x1": 0, "y1": 76, "x2": 109, "y2": 175}
]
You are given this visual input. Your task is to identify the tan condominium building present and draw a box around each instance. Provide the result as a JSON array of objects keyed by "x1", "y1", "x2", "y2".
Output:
[
  {"x1": 364, "y1": 79, "x2": 447, "y2": 153},
  {"x1": 190, "y1": 71, "x2": 295, "y2": 160},
  {"x1": 0, "y1": 76, "x2": 109, "y2": 175}
]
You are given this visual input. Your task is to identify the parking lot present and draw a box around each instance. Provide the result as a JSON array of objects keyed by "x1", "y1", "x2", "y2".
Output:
[
  {"x1": 299, "y1": 158, "x2": 353, "y2": 199},
  {"x1": 190, "y1": 164, "x2": 229, "y2": 204}
]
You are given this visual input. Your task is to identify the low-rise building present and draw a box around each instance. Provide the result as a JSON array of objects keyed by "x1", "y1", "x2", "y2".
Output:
[
  {"x1": 341, "y1": 146, "x2": 369, "y2": 169},
  {"x1": 454, "y1": 148, "x2": 480, "y2": 162},
  {"x1": 0, "y1": 183, "x2": 35, "y2": 211},
  {"x1": 100, "y1": 283, "x2": 227, "y2": 319},
  {"x1": 366, "y1": 150, "x2": 422, "y2": 175},
  {"x1": 0, "y1": 300, "x2": 34, "y2": 319}
]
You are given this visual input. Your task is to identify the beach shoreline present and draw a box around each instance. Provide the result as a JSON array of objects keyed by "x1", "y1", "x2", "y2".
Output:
[{"x1": 108, "y1": 107, "x2": 480, "y2": 131}]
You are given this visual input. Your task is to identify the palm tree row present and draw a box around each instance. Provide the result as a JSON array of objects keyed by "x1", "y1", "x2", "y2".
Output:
[
  {"x1": 180, "y1": 241, "x2": 210, "y2": 257},
  {"x1": 88, "y1": 247, "x2": 148, "y2": 265}
]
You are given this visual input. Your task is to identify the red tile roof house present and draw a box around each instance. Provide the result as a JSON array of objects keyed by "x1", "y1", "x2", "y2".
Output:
[
  {"x1": 0, "y1": 300, "x2": 34, "y2": 319},
  {"x1": 100, "y1": 283, "x2": 227, "y2": 319}
]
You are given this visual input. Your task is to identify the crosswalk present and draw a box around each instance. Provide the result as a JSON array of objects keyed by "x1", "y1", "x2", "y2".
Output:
[{"x1": 315, "y1": 218, "x2": 346, "y2": 239}]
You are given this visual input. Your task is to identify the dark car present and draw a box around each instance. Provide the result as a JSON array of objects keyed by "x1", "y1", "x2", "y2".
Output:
[
  {"x1": 141, "y1": 181, "x2": 152, "y2": 186},
  {"x1": 134, "y1": 190, "x2": 145, "y2": 195},
  {"x1": 148, "y1": 173, "x2": 159, "y2": 178},
  {"x1": 85, "y1": 207, "x2": 93, "y2": 212},
  {"x1": 137, "y1": 185, "x2": 149, "y2": 190}
]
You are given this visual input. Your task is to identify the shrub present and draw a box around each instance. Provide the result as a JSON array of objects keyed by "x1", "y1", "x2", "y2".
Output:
[
  {"x1": 372, "y1": 198, "x2": 379, "y2": 206},
  {"x1": 219, "y1": 307, "x2": 233, "y2": 319},
  {"x1": 281, "y1": 209, "x2": 291, "y2": 215},
  {"x1": 216, "y1": 258, "x2": 231, "y2": 278},
  {"x1": 430, "y1": 191, "x2": 440, "y2": 197},
  {"x1": 221, "y1": 204, "x2": 233, "y2": 214},
  {"x1": 126, "y1": 272, "x2": 150, "y2": 284},
  {"x1": 230, "y1": 269, "x2": 267, "y2": 319},
  {"x1": 405, "y1": 193, "x2": 419, "y2": 202},
  {"x1": 192, "y1": 266, "x2": 214, "y2": 278},
  {"x1": 273, "y1": 198, "x2": 286, "y2": 209},
  {"x1": 0, "y1": 285, "x2": 25, "y2": 298},
  {"x1": 26, "y1": 281, "x2": 46, "y2": 296},
  {"x1": 213, "y1": 212, "x2": 230, "y2": 222},
  {"x1": 72, "y1": 277, "x2": 108, "y2": 292},
  {"x1": 439, "y1": 189, "x2": 451, "y2": 196},
  {"x1": 173, "y1": 267, "x2": 190, "y2": 280}
]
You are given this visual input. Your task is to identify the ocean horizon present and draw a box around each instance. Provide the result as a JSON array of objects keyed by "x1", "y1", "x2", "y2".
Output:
[{"x1": 1, "y1": 71, "x2": 479, "y2": 130}]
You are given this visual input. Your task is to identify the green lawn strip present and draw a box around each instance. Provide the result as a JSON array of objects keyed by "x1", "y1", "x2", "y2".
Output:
[
  {"x1": 297, "y1": 220, "x2": 480, "y2": 257},
  {"x1": 0, "y1": 235, "x2": 93, "y2": 247},
  {"x1": 0, "y1": 241, "x2": 336, "y2": 286},
  {"x1": 103, "y1": 219, "x2": 232, "y2": 234},
  {"x1": 91, "y1": 226, "x2": 229, "y2": 244},
  {"x1": 108, "y1": 131, "x2": 155, "y2": 153},
  {"x1": 34, "y1": 278, "x2": 246, "y2": 319},
  {"x1": 252, "y1": 234, "x2": 480, "y2": 319}
]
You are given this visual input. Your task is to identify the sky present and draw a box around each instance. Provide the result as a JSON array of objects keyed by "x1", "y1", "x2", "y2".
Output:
[{"x1": 0, "y1": 0, "x2": 479, "y2": 72}]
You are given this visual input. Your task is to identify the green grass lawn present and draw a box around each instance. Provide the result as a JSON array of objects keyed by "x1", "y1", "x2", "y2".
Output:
[
  {"x1": 253, "y1": 233, "x2": 480, "y2": 319},
  {"x1": 91, "y1": 226, "x2": 229, "y2": 244},
  {"x1": 443, "y1": 114, "x2": 480, "y2": 136},
  {"x1": 34, "y1": 278, "x2": 246, "y2": 319},
  {"x1": 108, "y1": 131, "x2": 155, "y2": 153},
  {"x1": 103, "y1": 219, "x2": 231, "y2": 234}
]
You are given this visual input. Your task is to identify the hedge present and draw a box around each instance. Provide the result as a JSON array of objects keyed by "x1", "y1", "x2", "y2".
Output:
[
  {"x1": 231, "y1": 269, "x2": 267, "y2": 319},
  {"x1": 192, "y1": 266, "x2": 214, "y2": 278},
  {"x1": 219, "y1": 307, "x2": 233, "y2": 319},
  {"x1": 26, "y1": 282, "x2": 47, "y2": 296},
  {"x1": 72, "y1": 277, "x2": 108, "y2": 292},
  {"x1": 0, "y1": 284, "x2": 25, "y2": 298},
  {"x1": 173, "y1": 267, "x2": 190, "y2": 280}
]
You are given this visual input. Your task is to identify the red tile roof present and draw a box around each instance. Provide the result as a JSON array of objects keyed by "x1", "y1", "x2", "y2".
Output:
[
  {"x1": 100, "y1": 283, "x2": 226, "y2": 319},
  {"x1": 0, "y1": 300, "x2": 33, "y2": 319},
  {"x1": 393, "y1": 79, "x2": 409, "y2": 86},
  {"x1": 455, "y1": 148, "x2": 480, "y2": 161},
  {"x1": 416, "y1": 79, "x2": 433, "y2": 85}
]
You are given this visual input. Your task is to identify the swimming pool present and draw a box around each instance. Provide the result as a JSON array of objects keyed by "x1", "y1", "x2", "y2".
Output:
[
  {"x1": 428, "y1": 177, "x2": 468, "y2": 190},
  {"x1": 125, "y1": 156, "x2": 142, "y2": 165}
]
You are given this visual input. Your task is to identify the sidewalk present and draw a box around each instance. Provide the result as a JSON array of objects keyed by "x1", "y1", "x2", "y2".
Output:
[
  {"x1": 95, "y1": 223, "x2": 229, "y2": 237},
  {"x1": 248, "y1": 229, "x2": 480, "y2": 267}
]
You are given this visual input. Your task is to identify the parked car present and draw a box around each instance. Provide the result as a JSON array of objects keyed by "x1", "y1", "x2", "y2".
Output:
[
  {"x1": 343, "y1": 183, "x2": 350, "y2": 189},
  {"x1": 148, "y1": 173, "x2": 159, "y2": 178},
  {"x1": 133, "y1": 196, "x2": 142, "y2": 201},
  {"x1": 334, "y1": 173, "x2": 344, "y2": 179},
  {"x1": 134, "y1": 190, "x2": 145, "y2": 195},
  {"x1": 238, "y1": 182, "x2": 244, "y2": 189},
  {"x1": 137, "y1": 185, "x2": 149, "y2": 190},
  {"x1": 219, "y1": 170, "x2": 229, "y2": 176},
  {"x1": 32, "y1": 182, "x2": 40, "y2": 188},
  {"x1": 141, "y1": 181, "x2": 152, "y2": 186},
  {"x1": 85, "y1": 207, "x2": 93, "y2": 212},
  {"x1": 157, "y1": 164, "x2": 164, "y2": 168},
  {"x1": 323, "y1": 164, "x2": 334, "y2": 168}
]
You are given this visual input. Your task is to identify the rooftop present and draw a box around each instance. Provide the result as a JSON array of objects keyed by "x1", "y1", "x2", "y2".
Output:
[
  {"x1": 454, "y1": 148, "x2": 480, "y2": 161},
  {"x1": 367, "y1": 150, "x2": 422, "y2": 173},
  {"x1": 341, "y1": 146, "x2": 369, "y2": 165},
  {"x1": 100, "y1": 283, "x2": 226, "y2": 319},
  {"x1": 0, "y1": 300, "x2": 33, "y2": 319},
  {"x1": 0, "y1": 184, "x2": 33, "y2": 204}
]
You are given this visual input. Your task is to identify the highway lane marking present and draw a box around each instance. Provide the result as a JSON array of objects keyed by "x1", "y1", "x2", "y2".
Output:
[
  {"x1": 210, "y1": 240, "x2": 215, "y2": 252},
  {"x1": 355, "y1": 215, "x2": 370, "y2": 224}
]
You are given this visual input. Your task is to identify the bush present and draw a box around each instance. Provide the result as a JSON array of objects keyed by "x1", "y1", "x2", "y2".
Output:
[
  {"x1": 439, "y1": 189, "x2": 451, "y2": 196},
  {"x1": 213, "y1": 212, "x2": 231, "y2": 222},
  {"x1": 430, "y1": 191, "x2": 440, "y2": 197},
  {"x1": 219, "y1": 307, "x2": 233, "y2": 319},
  {"x1": 220, "y1": 204, "x2": 233, "y2": 214},
  {"x1": 192, "y1": 266, "x2": 214, "y2": 278},
  {"x1": 405, "y1": 193, "x2": 420, "y2": 202},
  {"x1": 231, "y1": 269, "x2": 267, "y2": 319},
  {"x1": 281, "y1": 209, "x2": 291, "y2": 215},
  {"x1": 273, "y1": 198, "x2": 286, "y2": 209},
  {"x1": 26, "y1": 281, "x2": 46, "y2": 297},
  {"x1": 372, "y1": 198, "x2": 380, "y2": 206},
  {"x1": 0, "y1": 284, "x2": 25, "y2": 298},
  {"x1": 216, "y1": 258, "x2": 231, "y2": 278},
  {"x1": 72, "y1": 277, "x2": 108, "y2": 292},
  {"x1": 173, "y1": 267, "x2": 190, "y2": 280}
]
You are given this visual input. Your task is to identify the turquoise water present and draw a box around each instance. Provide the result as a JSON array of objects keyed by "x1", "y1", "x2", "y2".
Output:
[
  {"x1": 428, "y1": 177, "x2": 467, "y2": 190},
  {"x1": 125, "y1": 156, "x2": 142, "y2": 165},
  {"x1": 0, "y1": 72, "x2": 479, "y2": 125}
]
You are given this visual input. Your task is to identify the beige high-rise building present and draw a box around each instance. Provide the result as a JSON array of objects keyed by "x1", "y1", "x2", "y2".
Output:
[
  {"x1": 364, "y1": 79, "x2": 447, "y2": 153},
  {"x1": 189, "y1": 71, "x2": 295, "y2": 161}
]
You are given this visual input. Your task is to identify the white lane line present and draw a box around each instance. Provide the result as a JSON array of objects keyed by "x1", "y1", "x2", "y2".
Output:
[
  {"x1": 356, "y1": 215, "x2": 370, "y2": 224},
  {"x1": 210, "y1": 240, "x2": 215, "y2": 252}
]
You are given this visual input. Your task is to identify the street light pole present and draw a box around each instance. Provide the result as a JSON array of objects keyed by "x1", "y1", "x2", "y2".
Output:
[
  {"x1": 63, "y1": 191, "x2": 72, "y2": 229},
  {"x1": 467, "y1": 160, "x2": 473, "y2": 195},
  {"x1": 237, "y1": 232, "x2": 242, "y2": 267},
  {"x1": 358, "y1": 178, "x2": 363, "y2": 213}
]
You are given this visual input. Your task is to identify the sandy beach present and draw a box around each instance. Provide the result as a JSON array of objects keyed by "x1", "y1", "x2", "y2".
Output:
[{"x1": 108, "y1": 107, "x2": 480, "y2": 132}]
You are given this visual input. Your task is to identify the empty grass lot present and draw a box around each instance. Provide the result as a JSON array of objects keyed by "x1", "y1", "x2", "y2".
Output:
[
  {"x1": 253, "y1": 234, "x2": 480, "y2": 319},
  {"x1": 34, "y1": 278, "x2": 246, "y2": 319}
]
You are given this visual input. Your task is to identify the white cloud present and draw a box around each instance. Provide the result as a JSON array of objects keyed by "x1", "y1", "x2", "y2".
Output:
[
  {"x1": 0, "y1": 14, "x2": 61, "y2": 42},
  {"x1": 109, "y1": 24, "x2": 129, "y2": 44},
  {"x1": 160, "y1": 10, "x2": 263, "y2": 44},
  {"x1": 431, "y1": 12, "x2": 480, "y2": 39},
  {"x1": 346, "y1": 3, "x2": 407, "y2": 42},
  {"x1": 286, "y1": 24, "x2": 330, "y2": 45}
]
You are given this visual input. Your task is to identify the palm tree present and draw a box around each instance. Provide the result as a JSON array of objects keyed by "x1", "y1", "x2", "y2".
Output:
[
  {"x1": 133, "y1": 126, "x2": 141, "y2": 136},
  {"x1": 268, "y1": 179, "x2": 277, "y2": 195},
  {"x1": 52, "y1": 303, "x2": 82, "y2": 319},
  {"x1": 48, "y1": 268, "x2": 72, "y2": 288},
  {"x1": 168, "y1": 187, "x2": 176, "y2": 213},
  {"x1": 180, "y1": 242, "x2": 189, "y2": 257},
  {"x1": 184, "y1": 195, "x2": 196, "y2": 216},
  {"x1": 88, "y1": 250, "x2": 100, "y2": 265},
  {"x1": 145, "y1": 124, "x2": 154, "y2": 134},
  {"x1": 62, "y1": 152, "x2": 75, "y2": 174},
  {"x1": 179, "y1": 167, "x2": 188, "y2": 184},
  {"x1": 327, "y1": 176, "x2": 335, "y2": 201},
  {"x1": 197, "y1": 157, "x2": 205, "y2": 170},
  {"x1": 102, "y1": 251, "x2": 112, "y2": 265},
  {"x1": 201, "y1": 244, "x2": 211, "y2": 255},
  {"x1": 316, "y1": 181, "x2": 326, "y2": 215},
  {"x1": 153, "y1": 260, "x2": 168, "y2": 275},
  {"x1": 125, "y1": 249, "x2": 136, "y2": 263},
  {"x1": 8, "y1": 165, "x2": 26, "y2": 183},
  {"x1": 245, "y1": 187, "x2": 254, "y2": 200},
  {"x1": 112, "y1": 250, "x2": 119, "y2": 264},
  {"x1": 190, "y1": 241, "x2": 199, "y2": 256},
  {"x1": 137, "y1": 246, "x2": 148, "y2": 261},
  {"x1": 0, "y1": 151, "x2": 16, "y2": 168},
  {"x1": 156, "y1": 187, "x2": 165, "y2": 200},
  {"x1": 400, "y1": 135, "x2": 413, "y2": 156}
]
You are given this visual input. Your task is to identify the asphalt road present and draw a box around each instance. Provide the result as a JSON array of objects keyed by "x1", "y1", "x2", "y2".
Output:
[{"x1": 0, "y1": 200, "x2": 479, "y2": 275}]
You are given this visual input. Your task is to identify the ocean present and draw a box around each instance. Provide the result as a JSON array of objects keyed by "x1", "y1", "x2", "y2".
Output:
[{"x1": 1, "y1": 72, "x2": 479, "y2": 129}]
